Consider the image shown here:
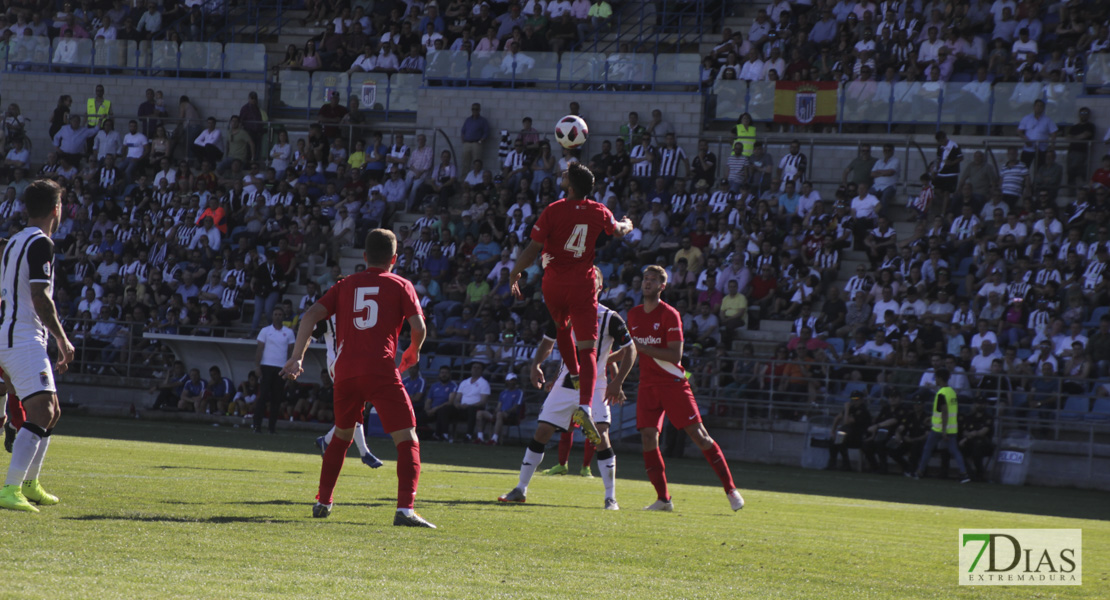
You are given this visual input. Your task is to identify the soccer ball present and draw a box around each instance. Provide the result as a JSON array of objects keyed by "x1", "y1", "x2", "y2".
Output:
[{"x1": 554, "y1": 115, "x2": 589, "y2": 149}]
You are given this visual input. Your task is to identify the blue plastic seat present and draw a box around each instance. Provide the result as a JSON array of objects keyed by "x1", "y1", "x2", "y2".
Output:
[
  {"x1": 1086, "y1": 398, "x2": 1110, "y2": 421},
  {"x1": 1085, "y1": 306, "x2": 1109, "y2": 328},
  {"x1": 1059, "y1": 396, "x2": 1090, "y2": 420}
]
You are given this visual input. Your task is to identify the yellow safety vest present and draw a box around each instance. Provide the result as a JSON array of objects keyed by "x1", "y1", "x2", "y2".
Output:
[
  {"x1": 931, "y1": 386, "x2": 959, "y2": 434},
  {"x1": 733, "y1": 123, "x2": 756, "y2": 157},
  {"x1": 87, "y1": 98, "x2": 111, "y2": 127}
]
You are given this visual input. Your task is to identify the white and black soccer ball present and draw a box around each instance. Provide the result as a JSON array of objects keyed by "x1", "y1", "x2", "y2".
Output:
[{"x1": 554, "y1": 115, "x2": 589, "y2": 149}]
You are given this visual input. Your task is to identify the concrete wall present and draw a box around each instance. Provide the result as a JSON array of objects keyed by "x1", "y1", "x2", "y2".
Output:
[
  {"x1": 1, "y1": 72, "x2": 266, "y2": 164},
  {"x1": 416, "y1": 88, "x2": 704, "y2": 169}
]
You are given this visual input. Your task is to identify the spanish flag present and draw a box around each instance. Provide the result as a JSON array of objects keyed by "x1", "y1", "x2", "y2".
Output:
[{"x1": 773, "y1": 81, "x2": 838, "y2": 125}]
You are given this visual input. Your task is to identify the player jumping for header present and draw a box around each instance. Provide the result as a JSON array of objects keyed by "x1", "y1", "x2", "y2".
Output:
[
  {"x1": 509, "y1": 162, "x2": 633, "y2": 445},
  {"x1": 498, "y1": 267, "x2": 636, "y2": 509},
  {"x1": 627, "y1": 265, "x2": 745, "y2": 513}
]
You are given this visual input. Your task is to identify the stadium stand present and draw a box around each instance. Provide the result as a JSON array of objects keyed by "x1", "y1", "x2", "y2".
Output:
[{"x1": 1, "y1": 0, "x2": 1109, "y2": 486}]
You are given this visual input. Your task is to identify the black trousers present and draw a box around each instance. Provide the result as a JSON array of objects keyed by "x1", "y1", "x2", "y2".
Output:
[{"x1": 253, "y1": 365, "x2": 284, "y2": 433}]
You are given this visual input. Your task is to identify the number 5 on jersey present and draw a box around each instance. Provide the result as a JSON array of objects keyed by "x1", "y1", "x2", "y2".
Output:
[
  {"x1": 564, "y1": 224, "x2": 588, "y2": 258},
  {"x1": 355, "y1": 287, "x2": 379, "y2": 329}
]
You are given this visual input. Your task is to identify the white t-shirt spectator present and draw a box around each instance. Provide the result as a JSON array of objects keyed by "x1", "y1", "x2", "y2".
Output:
[
  {"x1": 456, "y1": 375, "x2": 491, "y2": 406},
  {"x1": 970, "y1": 331, "x2": 999, "y2": 351},
  {"x1": 851, "y1": 194, "x2": 880, "y2": 220},
  {"x1": 856, "y1": 340, "x2": 894, "y2": 360},
  {"x1": 871, "y1": 156, "x2": 899, "y2": 192},
  {"x1": 257, "y1": 324, "x2": 295, "y2": 367},
  {"x1": 872, "y1": 299, "x2": 900, "y2": 321},
  {"x1": 122, "y1": 132, "x2": 148, "y2": 159}
]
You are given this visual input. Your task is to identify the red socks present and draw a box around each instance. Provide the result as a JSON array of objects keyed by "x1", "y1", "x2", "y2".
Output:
[
  {"x1": 643, "y1": 448, "x2": 670, "y2": 501},
  {"x1": 6, "y1": 393, "x2": 23, "y2": 428},
  {"x1": 576, "y1": 347, "x2": 597, "y2": 406},
  {"x1": 582, "y1": 439, "x2": 596, "y2": 467},
  {"x1": 702, "y1": 442, "x2": 737, "y2": 493},
  {"x1": 396, "y1": 440, "x2": 421, "y2": 509},
  {"x1": 316, "y1": 437, "x2": 352, "y2": 505},
  {"x1": 555, "y1": 326, "x2": 579, "y2": 376},
  {"x1": 557, "y1": 430, "x2": 573, "y2": 466}
]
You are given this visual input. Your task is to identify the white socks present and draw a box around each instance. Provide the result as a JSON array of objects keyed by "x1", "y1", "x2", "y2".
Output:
[
  {"x1": 598, "y1": 455, "x2": 616, "y2": 499},
  {"x1": 24, "y1": 435, "x2": 50, "y2": 481},
  {"x1": 5, "y1": 428, "x2": 41, "y2": 486},
  {"x1": 352, "y1": 423, "x2": 369, "y2": 456},
  {"x1": 325, "y1": 423, "x2": 370, "y2": 457},
  {"x1": 518, "y1": 449, "x2": 544, "y2": 493}
]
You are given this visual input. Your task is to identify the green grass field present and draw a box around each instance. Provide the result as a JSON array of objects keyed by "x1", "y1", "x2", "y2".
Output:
[{"x1": 1, "y1": 416, "x2": 1106, "y2": 599}]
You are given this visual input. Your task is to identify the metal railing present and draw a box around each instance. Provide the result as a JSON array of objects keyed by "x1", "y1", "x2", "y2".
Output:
[
  {"x1": 419, "y1": 51, "x2": 701, "y2": 90},
  {"x1": 1, "y1": 38, "x2": 267, "y2": 79},
  {"x1": 709, "y1": 79, "x2": 1093, "y2": 131},
  {"x1": 274, "y1": 70, "x2": 419, "y2": 119}
]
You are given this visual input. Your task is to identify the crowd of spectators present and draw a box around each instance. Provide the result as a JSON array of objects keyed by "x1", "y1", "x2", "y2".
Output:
[
  {"x1": 2, "y1": 3, "x2": 1110, "y2": 444},
  {"x1": 0, "y1": 0, "x2": 229, "y2": 51},
  {"x1": 274, "y1": 0, "x2": 620, "y2": 76},
  {"x1": 703, "y1": 0, "x2": 1110, "y2": 98}
]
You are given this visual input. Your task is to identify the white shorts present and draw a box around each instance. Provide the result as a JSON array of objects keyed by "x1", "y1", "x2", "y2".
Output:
[
  {"x1": 0, "y1": 346, "x2": 56, "y2": 399},
  {"x1": 537, "y1": 382, "x2": 611, "y2": 430}
]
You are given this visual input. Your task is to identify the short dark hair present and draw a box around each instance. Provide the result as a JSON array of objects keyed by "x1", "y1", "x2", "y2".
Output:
[
  {"x1": 935, "y1": 367, "x2": 950, "y2": 382},
  {"x1": 566, "y1": 162, "x2": 594, "y2": 198},
  {"x1": 364, "y1": 228, "x2": 398, "y2": 265},
  {"x1": 23, "y1": 179, "x2": 62, "y2": 218}
]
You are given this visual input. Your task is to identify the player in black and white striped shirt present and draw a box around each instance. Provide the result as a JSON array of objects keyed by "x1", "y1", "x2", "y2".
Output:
[{"x1": 0, "y1": 180, "x2": 75, "y2": 513}]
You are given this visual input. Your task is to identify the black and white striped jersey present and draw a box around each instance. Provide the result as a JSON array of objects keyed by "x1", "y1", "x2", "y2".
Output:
[{"x1": 0, "y1": 226, "x2": 54, "y2": 348}]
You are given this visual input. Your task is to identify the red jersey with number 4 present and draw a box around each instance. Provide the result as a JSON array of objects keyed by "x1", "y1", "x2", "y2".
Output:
[
  {"x1": 317, "y1": 267, "x2": 422, "y2": 383},
  {"x1": 531, "y1": 198, "x2": 617, "y2": 281},
  {"x1": 627, "y1": 301, "x2": 688, "y2": 384}
]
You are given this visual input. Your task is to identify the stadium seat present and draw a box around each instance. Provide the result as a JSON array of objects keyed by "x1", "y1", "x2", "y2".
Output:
[
  {"x1": 1016, "y1": 348, "x2": 1033, "y2": 360},
  {"x1": 1085, "y1": 306, "x2": 1109, "y2": 328},
  {"x1": 826, "y1": 337, "x2": 845, "y2": 357},
  {"x1": 1060, "y1": 396, "x2": 1090, "y2": 420},
  {"x1": 1086, "y1": 398, "x2": 1110, "y2": 421},
  {"x1": 426, "y1": 355, "x2": 453, "y2": 375}
]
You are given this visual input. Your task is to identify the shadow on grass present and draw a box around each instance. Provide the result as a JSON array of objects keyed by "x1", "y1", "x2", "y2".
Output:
[
  {"x1": 156, "y1": 465, "x2": 261, "y2": 473},
  {"x1": 59, "y1": 416, "x2": 1110, "y2": 522},
  {"x1": 63, "y1": 514, "x2": 303, "y2": 525}
]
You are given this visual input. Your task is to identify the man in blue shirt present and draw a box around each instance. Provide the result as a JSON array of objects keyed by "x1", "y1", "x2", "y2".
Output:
[
  {"x1": 425, "y1": 366, "x2": 458, "y2": 441},
  {"x1": 179, "y1": 368, "x2": 208, "y2": 414},
  {"x1": 472, "y1": 231, "x2": 501, "y2": 267},
  {"x1": 364, "y1": 132, "x2": 388, "y2": 182},
  {"x1": 152, "y1": 360, "x2": 188, "y2": 410},
  {"x1": 208, "y1": 366, "x2": 235, "y2": 415},
  {"x1": 404, "y1": 365, "x2": 428, "y2": 425},
  {"x1": 476, "y1": 373, "x2": 524, "y2": 445},
  {"x1": 460, "y1": 103, "x2": 490, "y2": 176}
]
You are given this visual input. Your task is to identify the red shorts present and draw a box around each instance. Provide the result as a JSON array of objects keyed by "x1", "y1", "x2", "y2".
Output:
[
  {"x1": 334, "y1": 373, "x2": 415, "y2": 433},
  {"x1": 542, "y1": 275, "x2": 598, "y2": 343},
  {"x1": 636, "y1": 380, "x2": 701, "y2": 431}
]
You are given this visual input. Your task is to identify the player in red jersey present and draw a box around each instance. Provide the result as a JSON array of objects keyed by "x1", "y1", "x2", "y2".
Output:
[
  {"x1": 627, "y1": 265, "x2": 745, "y2": 513},
  {"x1": 281, "y1": 229, "x2": 435, "y2": 528},
  {"x1": 509, "y1": 162, "x2": 632, "y2": 437}
]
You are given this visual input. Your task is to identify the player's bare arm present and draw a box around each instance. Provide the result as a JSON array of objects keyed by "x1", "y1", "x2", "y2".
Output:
[
  {"x1": 605, "y1": 344, "x2": 636, "y2": 405},
  {"x1": 612, "y1": 217, "x2": 634, "y2": 237},
  {"x1": 509, "y1": 240, "x2": 543, "y2": 300},
  {"x1": 633, "y1": 339, "x2": 682, "y2": 365},
  {"x1": 282, "y1": 302, "x2": 329, "y2": 380},
  {"x1": 529, "y1": 336, "x2": 555, "y2": 388},
  {"x1": 30, "y1": 281, "x2": 73, "y2": 373},
  {"x1": 398, "y1": 314, "x2": 426, "y2": 374}
]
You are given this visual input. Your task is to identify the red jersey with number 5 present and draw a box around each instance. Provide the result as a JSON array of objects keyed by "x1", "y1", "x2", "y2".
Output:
[
  {"x1": 530, "y1": 198, "x2": 617, "y2": 281},
  {"x1": 317, "y1": 267, "x2": 422, "y2": 383}
]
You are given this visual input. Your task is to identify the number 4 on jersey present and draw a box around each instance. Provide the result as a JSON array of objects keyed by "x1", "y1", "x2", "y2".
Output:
[
  {"x1": 564, "y1": 224, "x2": 588, "y2": 258},
  {"x1": 354, "y1": 286, "x2": 379, "y2": 329}
]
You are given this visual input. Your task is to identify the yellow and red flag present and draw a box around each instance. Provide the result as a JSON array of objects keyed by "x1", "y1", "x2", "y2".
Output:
[{"x1": 773, "y1": 81, "x2": 838, "y2": 125}]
